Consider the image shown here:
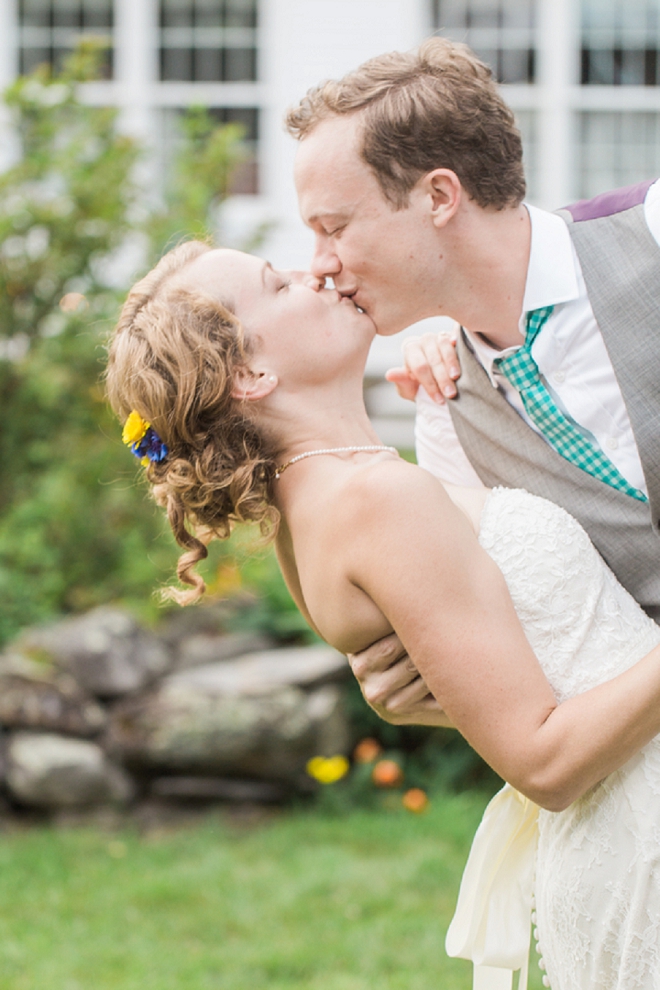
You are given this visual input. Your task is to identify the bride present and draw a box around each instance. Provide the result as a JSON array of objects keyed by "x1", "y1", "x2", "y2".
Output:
[{"x1": 107, "y1": 241, "x2": 660, "y2": 990}]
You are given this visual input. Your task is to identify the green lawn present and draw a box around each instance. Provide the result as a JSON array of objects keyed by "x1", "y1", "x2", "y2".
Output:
[{"x1": 0, "y1": 792, "x2": 544, "y2": 990}]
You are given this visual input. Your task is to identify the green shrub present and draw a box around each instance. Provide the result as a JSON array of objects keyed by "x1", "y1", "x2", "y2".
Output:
[{"x1": 0, "y1": 45, "x2": 249, "y2": 644}]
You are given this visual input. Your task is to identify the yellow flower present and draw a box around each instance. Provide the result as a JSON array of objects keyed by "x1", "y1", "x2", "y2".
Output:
[
  {"x1": 122, "y1": 410, "x2": 149, "y2": 446},
  {"x1": 306, "y1": 755, "x2": 350, "y2": 785}
]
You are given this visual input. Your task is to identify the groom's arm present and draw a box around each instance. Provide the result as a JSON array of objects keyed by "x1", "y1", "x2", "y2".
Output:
[{"x1": 348, "y1": 633, "x2": 455, "y2": 728}]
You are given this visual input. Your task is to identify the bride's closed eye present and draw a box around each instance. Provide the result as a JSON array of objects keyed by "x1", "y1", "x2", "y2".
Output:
[{"x1": 277, "y1": 278, "x2": 292, "y2": 291}]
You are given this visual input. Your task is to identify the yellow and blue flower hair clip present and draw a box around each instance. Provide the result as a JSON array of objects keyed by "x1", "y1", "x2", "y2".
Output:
[{"x1": 122, "y1": 410, "x2": 168, "y2": 466}]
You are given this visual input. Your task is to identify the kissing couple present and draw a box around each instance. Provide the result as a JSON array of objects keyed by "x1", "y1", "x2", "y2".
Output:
[{"x1": 107, "y1": 37, "x2": 660, "y2": 990}]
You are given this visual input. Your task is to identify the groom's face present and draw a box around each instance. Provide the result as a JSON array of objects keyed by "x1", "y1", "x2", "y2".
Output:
[{"x1": 295, "y1": 114, "x2": 441, "y2": 336}]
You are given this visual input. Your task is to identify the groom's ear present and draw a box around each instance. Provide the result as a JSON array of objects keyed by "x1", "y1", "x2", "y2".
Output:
[
  {"x1": 423, "y1": 169, "x2": 462, "y2": 229},
  {"x1": 231, "y1": 367, "x2": 278, "y2": 402}
]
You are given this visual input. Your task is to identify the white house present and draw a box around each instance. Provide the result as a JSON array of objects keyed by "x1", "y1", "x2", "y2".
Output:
[{"x1": 2, "y1": 0, "x2": 660, "y2": 444}]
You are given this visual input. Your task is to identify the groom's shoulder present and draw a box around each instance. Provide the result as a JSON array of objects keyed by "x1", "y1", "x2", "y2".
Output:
[{"x1": 555, "y1": 178, "x2": 657, "y2": 226}]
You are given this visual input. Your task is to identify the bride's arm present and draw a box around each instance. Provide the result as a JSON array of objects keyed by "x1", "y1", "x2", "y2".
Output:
[{"x1": 341, "y1": 460, "x2": 660, "y2": 813}]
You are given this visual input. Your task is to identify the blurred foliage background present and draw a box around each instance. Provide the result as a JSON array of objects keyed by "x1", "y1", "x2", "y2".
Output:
[
  {"x1": 0, "y1": 43, "x2": 494, "y2": 797},
  {"x1": 0, "y1": 42, "x2": 253, "y2": 646}
]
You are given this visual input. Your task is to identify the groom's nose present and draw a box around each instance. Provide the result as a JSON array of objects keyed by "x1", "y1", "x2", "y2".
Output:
[{"x1": 310, "y1": 236, "x2": 341, "y2": 281}]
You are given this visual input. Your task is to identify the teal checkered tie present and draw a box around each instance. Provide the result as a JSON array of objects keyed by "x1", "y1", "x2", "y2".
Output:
[{"x1": 493, "y1": 307, "x2": 647, "y2": 502}]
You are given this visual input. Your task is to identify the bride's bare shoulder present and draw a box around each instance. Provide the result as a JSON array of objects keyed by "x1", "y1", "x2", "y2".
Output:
[{"x1": 334, "y1": 457, "x2": 459, "y2": 527}]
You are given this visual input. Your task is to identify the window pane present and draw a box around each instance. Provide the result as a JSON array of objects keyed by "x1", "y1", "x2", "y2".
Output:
[
  {"x1": 52, "y1": 45, "x2": 74, "y2": 70},
  {"x1": 501, "y1": 0, "x2": 533, "y2": 30},
  {"x1": 19, "y1": 0, "x2": 113, "y2": 76},
  {"x1": 501, "y1": 47, "x2": 533, "y2": 84},
  {"x1": 194, "y1": 47, "x2": 223, "y2": 81},
  {"x1": 159, "y1": 106, "x2": 260, "y2": 195},
  {"x1": 223, "y1": 46, "x2": 256, "y2": 81},
  {"x1": 581, "y1": 0, "x2": 660, "y2": 85},
  {"x1": 216, "y1": 105, "x2": 259, "y2": 140},
  {"x1": 196, "y1": 0, "x2": 223, "y2": 28},
  {"x1": 433, "y1": 0, "x2": 537, "y2": 82},
  {"x1": 20, "y1": 46, "x2": 52, "y2": 72},
  {"x1": 159, "y1": 0, "x2": 258, "y2": 80},
  {"x1": 20, "y1": 0, "x2": 51, "y2": 28},
  {"x1": 579, "y1": 112, "x2": 660, "y2": 195},
  {"x1": 224, "y1": 0, "x2": 257, "y2": 29},
  {"x1": 161, "y1": 0, "x2": 193, "y2": 29},
  {"x1": 161, "y1": 47, "x2": 194, "y2": 80},
  {"x1": 82, "y1": 0, "x2": 112, "y2": 29},
  {"x1": 52, "y1": 0, "x2": 82, "y2": 29},
  {"x1": 467, "y1": 0, "x2": 499, "y2": 29}
]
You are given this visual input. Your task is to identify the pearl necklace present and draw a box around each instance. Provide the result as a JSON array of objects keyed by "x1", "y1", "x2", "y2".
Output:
[{"x1": 275, "y1": 444, "x2": 398, "y2": 479}]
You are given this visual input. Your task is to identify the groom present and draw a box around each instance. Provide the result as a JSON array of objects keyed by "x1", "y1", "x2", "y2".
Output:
[{"x1": 287, "y1": 37, "x2": 660, "y2": 725}]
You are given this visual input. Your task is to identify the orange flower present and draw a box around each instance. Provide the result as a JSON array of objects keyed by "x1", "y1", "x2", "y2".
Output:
[
  {"x1": 402, "y1": 788, "x2": 429, "y2": 813},
  {"x1": 371, "y1": 759, "x2": 404, "y2": 788},
  {"x1": 353, "y1": 738, "x2": 383, "y2": 764}
]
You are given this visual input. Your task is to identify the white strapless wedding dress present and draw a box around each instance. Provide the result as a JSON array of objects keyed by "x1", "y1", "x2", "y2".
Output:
[{"x1": 448, "y1": 488, "x2": 660, "y2": 990}]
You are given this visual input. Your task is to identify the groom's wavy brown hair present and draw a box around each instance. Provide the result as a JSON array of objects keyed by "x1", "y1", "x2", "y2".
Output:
[{"x1": 286, "y1": 37, "x2": 525, "y2": 211}]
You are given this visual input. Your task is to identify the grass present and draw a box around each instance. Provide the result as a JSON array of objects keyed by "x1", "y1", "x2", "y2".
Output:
[{"x1": 0, "y1": 791, "x2": 544, "y2": 990}]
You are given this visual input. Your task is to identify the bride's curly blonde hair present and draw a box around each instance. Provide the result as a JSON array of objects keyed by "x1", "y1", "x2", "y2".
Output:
[{"x1": 105, "y1": 241, "x2": 279, "y2": 605}]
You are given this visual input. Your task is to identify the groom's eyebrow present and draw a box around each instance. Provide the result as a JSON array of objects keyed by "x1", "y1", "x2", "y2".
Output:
[{"x1": 307, "y1": 209, "x2": 346, "y2": 225}]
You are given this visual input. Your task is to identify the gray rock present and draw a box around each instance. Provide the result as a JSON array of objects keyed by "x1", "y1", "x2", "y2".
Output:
[
  {"x1": 0, "y1": 652, "x2": 106, "y2": 735},
  {"x1": 6, "y1": 732, "x2": 134, "y2": 808},
  {"x1": 18, "y1": 607, "x2": 171, "y2": 698},
  {"x1": 165, "y1": 645, "x2": 348, "y2": 695},
  {"x1": 107, "y1": 646, "x2": 350, "y2": 784},
  {"x1": 174, "y1": 632, "x2": 274, "y2": 671},
  {"x1": 0, "y1": 673, "x2": 106, "y2": 736}
]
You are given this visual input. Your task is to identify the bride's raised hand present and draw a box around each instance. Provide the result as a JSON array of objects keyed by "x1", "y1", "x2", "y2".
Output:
[
  {"x1": 385, "y1": 327, "x2": 461, "y2": 405},
  {"x1": 348, "y1": 633, "x2": 453, "y2": 727}
]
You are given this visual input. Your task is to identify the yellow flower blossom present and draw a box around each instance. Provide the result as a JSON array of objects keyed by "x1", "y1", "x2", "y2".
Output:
[
  {"x1": 122, "y1": 410, "x2": 149, "y2": 446},
  {"x1": 306, "y1": 755, "x2": 350, "y2": 785}
]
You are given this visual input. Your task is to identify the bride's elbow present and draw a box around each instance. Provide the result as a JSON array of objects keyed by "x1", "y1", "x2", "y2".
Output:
[{"x1": 514, "y1": 765, "x2": 582, "y2": 813}]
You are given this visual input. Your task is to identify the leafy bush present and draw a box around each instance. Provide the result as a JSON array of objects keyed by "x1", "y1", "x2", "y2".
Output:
[{"x1": 0, "y1": 44, "x2": 250, "y2": 645}]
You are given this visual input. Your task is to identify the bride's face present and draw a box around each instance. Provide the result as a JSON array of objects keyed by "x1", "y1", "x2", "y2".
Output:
[{"x1": 181, "y1": 248, "x2": 376, "y2": 386}]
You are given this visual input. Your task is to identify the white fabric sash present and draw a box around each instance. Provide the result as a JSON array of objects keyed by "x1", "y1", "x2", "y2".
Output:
[{"x1": 446, "y1": 784, "x2": 540, "y2": 990}]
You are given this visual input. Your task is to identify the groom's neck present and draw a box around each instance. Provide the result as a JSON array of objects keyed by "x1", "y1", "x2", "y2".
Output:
[{"x1": 444, "y1": 202, "x2": 531, "y2": 350}]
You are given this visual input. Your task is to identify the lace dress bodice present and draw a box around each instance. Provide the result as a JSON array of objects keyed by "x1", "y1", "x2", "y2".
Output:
[{"x1": 476, "y1": 488, "x2": 660, "y2": 990}]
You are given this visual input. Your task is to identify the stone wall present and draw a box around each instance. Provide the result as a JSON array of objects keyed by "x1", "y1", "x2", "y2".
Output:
[{"x1": 0, "y1": 607, "x2": 350, "y2": 812}]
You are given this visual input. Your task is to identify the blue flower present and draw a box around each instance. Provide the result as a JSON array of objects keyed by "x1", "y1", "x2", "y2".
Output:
[{"x1": 130, "y1": 426, "x2": 168, "y2": 464}]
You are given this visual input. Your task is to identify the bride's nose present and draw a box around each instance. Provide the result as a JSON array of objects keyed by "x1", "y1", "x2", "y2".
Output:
[{"x1": 288, "y1": 270, "x2": 324, "y2": 291}]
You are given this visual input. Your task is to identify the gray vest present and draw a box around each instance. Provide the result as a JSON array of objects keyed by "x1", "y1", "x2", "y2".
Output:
[{"x1": 447, "y1": 181, "x2": 660, "y2": 622}]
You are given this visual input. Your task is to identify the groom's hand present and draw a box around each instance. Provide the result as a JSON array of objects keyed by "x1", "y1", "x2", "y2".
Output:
[
  {"x1": 386, "y1": 329, "x2": 461, "y2": 404},
  {"x1": 348, "y1": 633, "x2": 454, "y2": 727}
]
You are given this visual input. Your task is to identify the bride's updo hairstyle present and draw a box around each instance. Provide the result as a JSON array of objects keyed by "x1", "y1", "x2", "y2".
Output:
[{"x1": 106, "y1": 241, "x2": 279, "y2": 605}]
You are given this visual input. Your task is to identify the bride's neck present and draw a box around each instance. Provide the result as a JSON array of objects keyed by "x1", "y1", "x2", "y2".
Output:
[{"x1": 264, "y1": 381, "x2": 383, "y2": 467}]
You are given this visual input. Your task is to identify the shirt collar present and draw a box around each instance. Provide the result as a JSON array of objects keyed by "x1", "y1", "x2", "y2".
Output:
[
  {"x1": 465, "y1": 204, "x2": 581, "y2": 383},
  {"x1": 521, "y1": 203, "x2": 580, "y2": 318}
]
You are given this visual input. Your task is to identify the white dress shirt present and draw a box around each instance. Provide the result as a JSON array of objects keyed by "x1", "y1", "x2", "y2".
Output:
[{"x1": 415, "y1": 181, "x2": 660, "y2": 491}]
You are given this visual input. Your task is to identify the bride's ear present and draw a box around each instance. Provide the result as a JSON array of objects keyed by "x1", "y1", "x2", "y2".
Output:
[{"x1": 231, "y1": 368, "x2": 278, "y2": 402}]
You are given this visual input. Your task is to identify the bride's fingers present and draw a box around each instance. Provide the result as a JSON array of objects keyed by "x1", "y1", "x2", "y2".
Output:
[
  {"x1": 403, "y1": 331, "x2": 460, "y2": 403},
  {"x1": 386, "y1": 675, "x2": 435, "y2": 712},
  {"x1": 348, "y1": 633, "x2": 408, "y2": 680},
  {"x1": 361, "y1": 662, "x2": 420, "y2": 709},
  {"x1": 385, "y1": 366, "x2": 420, "y2": 401}
]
